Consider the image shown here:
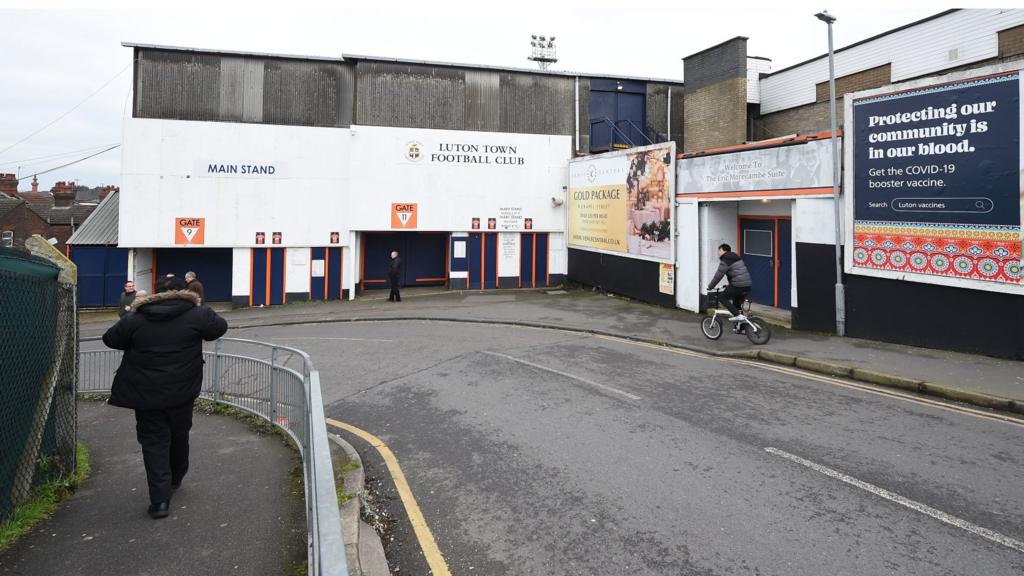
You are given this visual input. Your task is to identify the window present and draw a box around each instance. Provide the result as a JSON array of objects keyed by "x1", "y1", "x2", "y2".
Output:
[{"x1": 743, "y1": 229, "x2": 772, "y2": 257}]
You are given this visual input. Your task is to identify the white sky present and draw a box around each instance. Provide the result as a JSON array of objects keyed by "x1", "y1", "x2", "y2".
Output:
[{"x1": 0, "y1": 0, "x2": 1007, "y2": 191}]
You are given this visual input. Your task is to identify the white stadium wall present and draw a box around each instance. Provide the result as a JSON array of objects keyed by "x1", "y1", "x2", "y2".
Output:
[{"x1": 120, "y1": 118, "x2": 351, "y2": 248}]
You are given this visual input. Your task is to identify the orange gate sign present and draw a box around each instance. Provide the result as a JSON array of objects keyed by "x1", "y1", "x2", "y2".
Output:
[
  {"x1": 391, "y1": 203, "x2": 418, "y2": 229},
  {"x1": 174, "y1": 217, "x2": 205, "y2": 245}
]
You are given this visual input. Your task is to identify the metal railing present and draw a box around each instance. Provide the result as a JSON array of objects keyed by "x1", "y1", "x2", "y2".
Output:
[{"x1": 79, "y1": 336, "x2": 347, "y2": 576}]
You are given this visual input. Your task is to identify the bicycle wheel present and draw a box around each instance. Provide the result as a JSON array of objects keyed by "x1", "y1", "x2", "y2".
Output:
[
  {"x1": 700, "y1": 315, "x2": 723, "y2": 340},
  {"x1": 744, "y1": 316, "x2": 772, "y2": 345}
]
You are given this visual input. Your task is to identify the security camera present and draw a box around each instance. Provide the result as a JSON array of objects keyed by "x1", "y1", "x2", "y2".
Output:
[{"x1": 551, "y1": 196, "x2": 564, "y2": 207}]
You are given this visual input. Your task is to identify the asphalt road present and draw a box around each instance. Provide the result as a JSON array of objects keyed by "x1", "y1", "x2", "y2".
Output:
[{"x1": 236, "y1": 319, "x2": 1024, "y2": 576}]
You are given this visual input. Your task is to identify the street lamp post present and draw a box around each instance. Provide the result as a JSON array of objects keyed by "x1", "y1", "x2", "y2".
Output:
[{"x1": 816, "y1": 10, "x2": 846, "y2": 337}]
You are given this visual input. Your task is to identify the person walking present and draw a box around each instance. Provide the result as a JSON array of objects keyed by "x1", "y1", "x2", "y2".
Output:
[
  {"x1": 118, "y1": 280, "x2": 137, "y2": 318},
  {"x1": 102, "y1": 275, "x2": 228, "y2": 519},
  {"x1": 707, "y1": 243, "x2": 753, "y2": 325},
  {"x1": 184, "y1": 271, "x2": 205, "y2": 304},
  {"x1": 388, "y1": 250, "x2": 402, "y2": 302}
]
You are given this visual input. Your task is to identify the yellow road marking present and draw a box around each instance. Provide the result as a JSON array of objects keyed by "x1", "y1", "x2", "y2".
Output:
[
  {"x1": 595, "y1": 334, "x2": 1024, "y2": 428},
  {"x1": 325, "y1": 417, "x2": 452, "y2": 576}
]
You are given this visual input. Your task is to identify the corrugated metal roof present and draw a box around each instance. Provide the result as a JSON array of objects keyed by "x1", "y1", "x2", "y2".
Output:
[
  {"x1": 120, "y1": 42, "x2": 685, "y2": 84},
  {"x1": 123, "y1": 41, "x2": 344, "y2": 63},
  {"x1": 68, "y1": 191, "x2": 119, "y2": 245}
]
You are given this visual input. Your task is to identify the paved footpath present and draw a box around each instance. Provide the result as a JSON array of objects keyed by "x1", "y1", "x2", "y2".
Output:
[
  {"x1": 0, "y1": 401, "x2": 305, "y2": 576},
  {"x1": 85, "y1": 287, "x2": 1020, "y2": 411}
]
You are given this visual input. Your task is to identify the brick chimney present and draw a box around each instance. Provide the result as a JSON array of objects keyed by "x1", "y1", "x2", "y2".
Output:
[
  {"x1": 0, "y1": 173, "x2": 17, "y2": 197},
  {"x1": 99, "y1": 185, "x2": 118, "y2": 201},
  {"x1": 51, "y1": 181, "x2": 75, "y2": 208},
  {"x1": 31, "y1": 176, "x2": 38, "y2": 193}
]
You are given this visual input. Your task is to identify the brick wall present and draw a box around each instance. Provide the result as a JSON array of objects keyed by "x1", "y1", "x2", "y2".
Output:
[
  {"x1": 682, "y1": 37, "x2": 747, "y2": 153},
  {"x1": 0, "y1": 203, "x2": 51, "y2": 250},
  {"x1": 754, "y1": 98, "x2": 846, "y2": 140},
  {"x1": 815, "y1": 64, "x2": 891, "y2": 103},
  {"x1": 999, "y1": 24, "x2": 1024, "y2": 58},
  {"x1": 683, "y1": 77, "x2": 748, "y2": 152}
]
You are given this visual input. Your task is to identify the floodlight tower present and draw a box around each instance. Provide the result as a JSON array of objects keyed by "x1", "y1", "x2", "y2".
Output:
[{"x1": 528, "y1": 34, "x2": 558, "y2": 70}]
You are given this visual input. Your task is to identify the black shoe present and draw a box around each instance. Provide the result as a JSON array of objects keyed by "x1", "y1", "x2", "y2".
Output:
[{"x1": 148, "y1": 501, "x2": 170, "y2": 519}]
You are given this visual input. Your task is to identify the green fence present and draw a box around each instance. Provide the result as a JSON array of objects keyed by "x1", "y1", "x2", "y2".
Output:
[{"x1": 0, "y1": 247, "x2": 78, "y2": 525}]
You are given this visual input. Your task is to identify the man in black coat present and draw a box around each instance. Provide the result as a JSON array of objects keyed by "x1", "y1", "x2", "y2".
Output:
[
  {"x1": 388, "y1": 250, "x2": 402, "y2": 302},
  {"x1": 118, "y1": 280, "x2": 137, "y2": 318},
  {"x1": 102, "y1": 276, "x2": 228, "y2": 518}
]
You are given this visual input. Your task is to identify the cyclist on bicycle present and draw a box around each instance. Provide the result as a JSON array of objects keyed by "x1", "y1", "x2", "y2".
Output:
[{"x1": 707, "y1": 243, "x2": 753, "y2": 325}]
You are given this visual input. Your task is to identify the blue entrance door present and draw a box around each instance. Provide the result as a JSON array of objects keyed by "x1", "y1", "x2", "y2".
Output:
[
  {"x1": 740, "y1": 219, "x2": 775, "y2": 307},
  {"x1": 589, "y1": 79, "x2": 648, "y2": 152},
  {"x1": 362, "y1": 233, "x2": 447, "y2": 289},
  {"x1": 70, "y1": 246, "x2": 129, "y2": 307},
  {"x1": 739, "y1": 218, "x2": 792, "y2": 309},
  {"x1": 467, "y1": 233, "x2": 498, "y2": 289},
  {"x1": 249, "y1": 248, "x2": 285, "y2": 306},
  {"x1": 154, "y1": 248, "x2": 232, "y2": 302},
  {"x1": 519, "y1": 233, "x2": 550, "y2": 288}
]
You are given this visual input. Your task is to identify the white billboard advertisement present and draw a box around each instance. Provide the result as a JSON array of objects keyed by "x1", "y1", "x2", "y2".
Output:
[
  {"x1": 678, "y1": 138, "x2": 833, "y2": 195},
  {"x1": 347, "y1": 125, "x2": 571, "y2": 232},
  {"x1": 120, "y1": 118, "x2": 350, "y2": 248},
  {"x1": 568, "y1": 142, "x2": 676, "y2": 263}
]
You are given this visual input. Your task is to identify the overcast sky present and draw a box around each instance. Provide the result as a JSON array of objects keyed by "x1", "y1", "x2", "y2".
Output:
[{"x1": 0, "y1": 0, "x2": 1004, "y2": 192}]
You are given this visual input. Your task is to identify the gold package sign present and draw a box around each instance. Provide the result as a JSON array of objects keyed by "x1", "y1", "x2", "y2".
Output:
[
  {"x1": 568, "y1": 143, "x2": 675, "y2": 263},
  {"x1": 568, "y1": 183, "x2": 628, "y2": 252}
]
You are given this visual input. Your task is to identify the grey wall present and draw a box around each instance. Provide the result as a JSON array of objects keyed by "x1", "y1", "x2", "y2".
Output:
[
  {"x1": 134, "y1": 48, "x2": 354, "y2": 127},
  {"x1": 354, "y1": 61, "x2": 576, "y2": 135}
]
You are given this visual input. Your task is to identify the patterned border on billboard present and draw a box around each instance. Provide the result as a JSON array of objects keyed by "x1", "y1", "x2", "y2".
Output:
[{"x1": 852, "y1": 221, "x2": 1022, "y2": 283}]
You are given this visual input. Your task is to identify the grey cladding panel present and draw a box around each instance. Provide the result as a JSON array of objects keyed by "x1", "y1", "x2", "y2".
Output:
[
  {"x1": 263, "y1": 60, "x2": 353, "y2": 127},
  {"x1": 135, "y1": 49, "x2": 352, "y2": 127},
  {"x1": 464, "y1": 70, "x2": 500, "y2": 132},
  {"x1": 578, "y1": 77, "x2": 589, "y2": 154},
  {"x1": 646, "y1": 84, "x2": 669, "y2": 138},
  {"x1": 499, "y1": 72, "x2": 574, "y2": 135},
  {"x1": 670, "y1": 85, "x2": 685, "y2": 146},
  {"x1": 136, "y1": 50, "x2": 221, "y2": 121},
  {"x1": 219, "y1": 57, "x2": 265, "y2": 122},
  {"x1": 356, "y1": 62, "x2": 465, "y2": 129}
]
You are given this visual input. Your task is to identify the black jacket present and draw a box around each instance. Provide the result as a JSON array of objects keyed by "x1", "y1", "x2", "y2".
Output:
[
  {"x1": 388, "y1": 256, "x2": 402, "y2": 281},
  {"x1": 103, "y1": 290, "x2": 228, "y2": 410},
  {"x1": 708, "y1": 252, "x2": 753, "y2": 289},
  {"x1": 118, "y1": 290, "x2": 137, "y2": 318}
]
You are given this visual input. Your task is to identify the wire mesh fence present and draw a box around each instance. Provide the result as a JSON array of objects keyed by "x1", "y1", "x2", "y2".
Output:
[{"x1": 0, "y1": 251, "x2": 78, "y2": 526}]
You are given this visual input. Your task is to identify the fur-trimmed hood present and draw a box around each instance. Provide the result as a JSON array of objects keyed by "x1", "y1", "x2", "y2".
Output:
[{"x1": 131, "y1": 289, "x2": 201, "y2": 311}]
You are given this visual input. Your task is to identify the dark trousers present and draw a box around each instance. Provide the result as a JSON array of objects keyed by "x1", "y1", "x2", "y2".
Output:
[
  {"x1": 721, "y1": 285, "x2": 750, "y2": 317},
  {"x1": 135, "y1": 401, "x2": 194, "y2": 504},
  {"x1": 388, "y1": 276, "x2": 401, "y2": 302}
]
